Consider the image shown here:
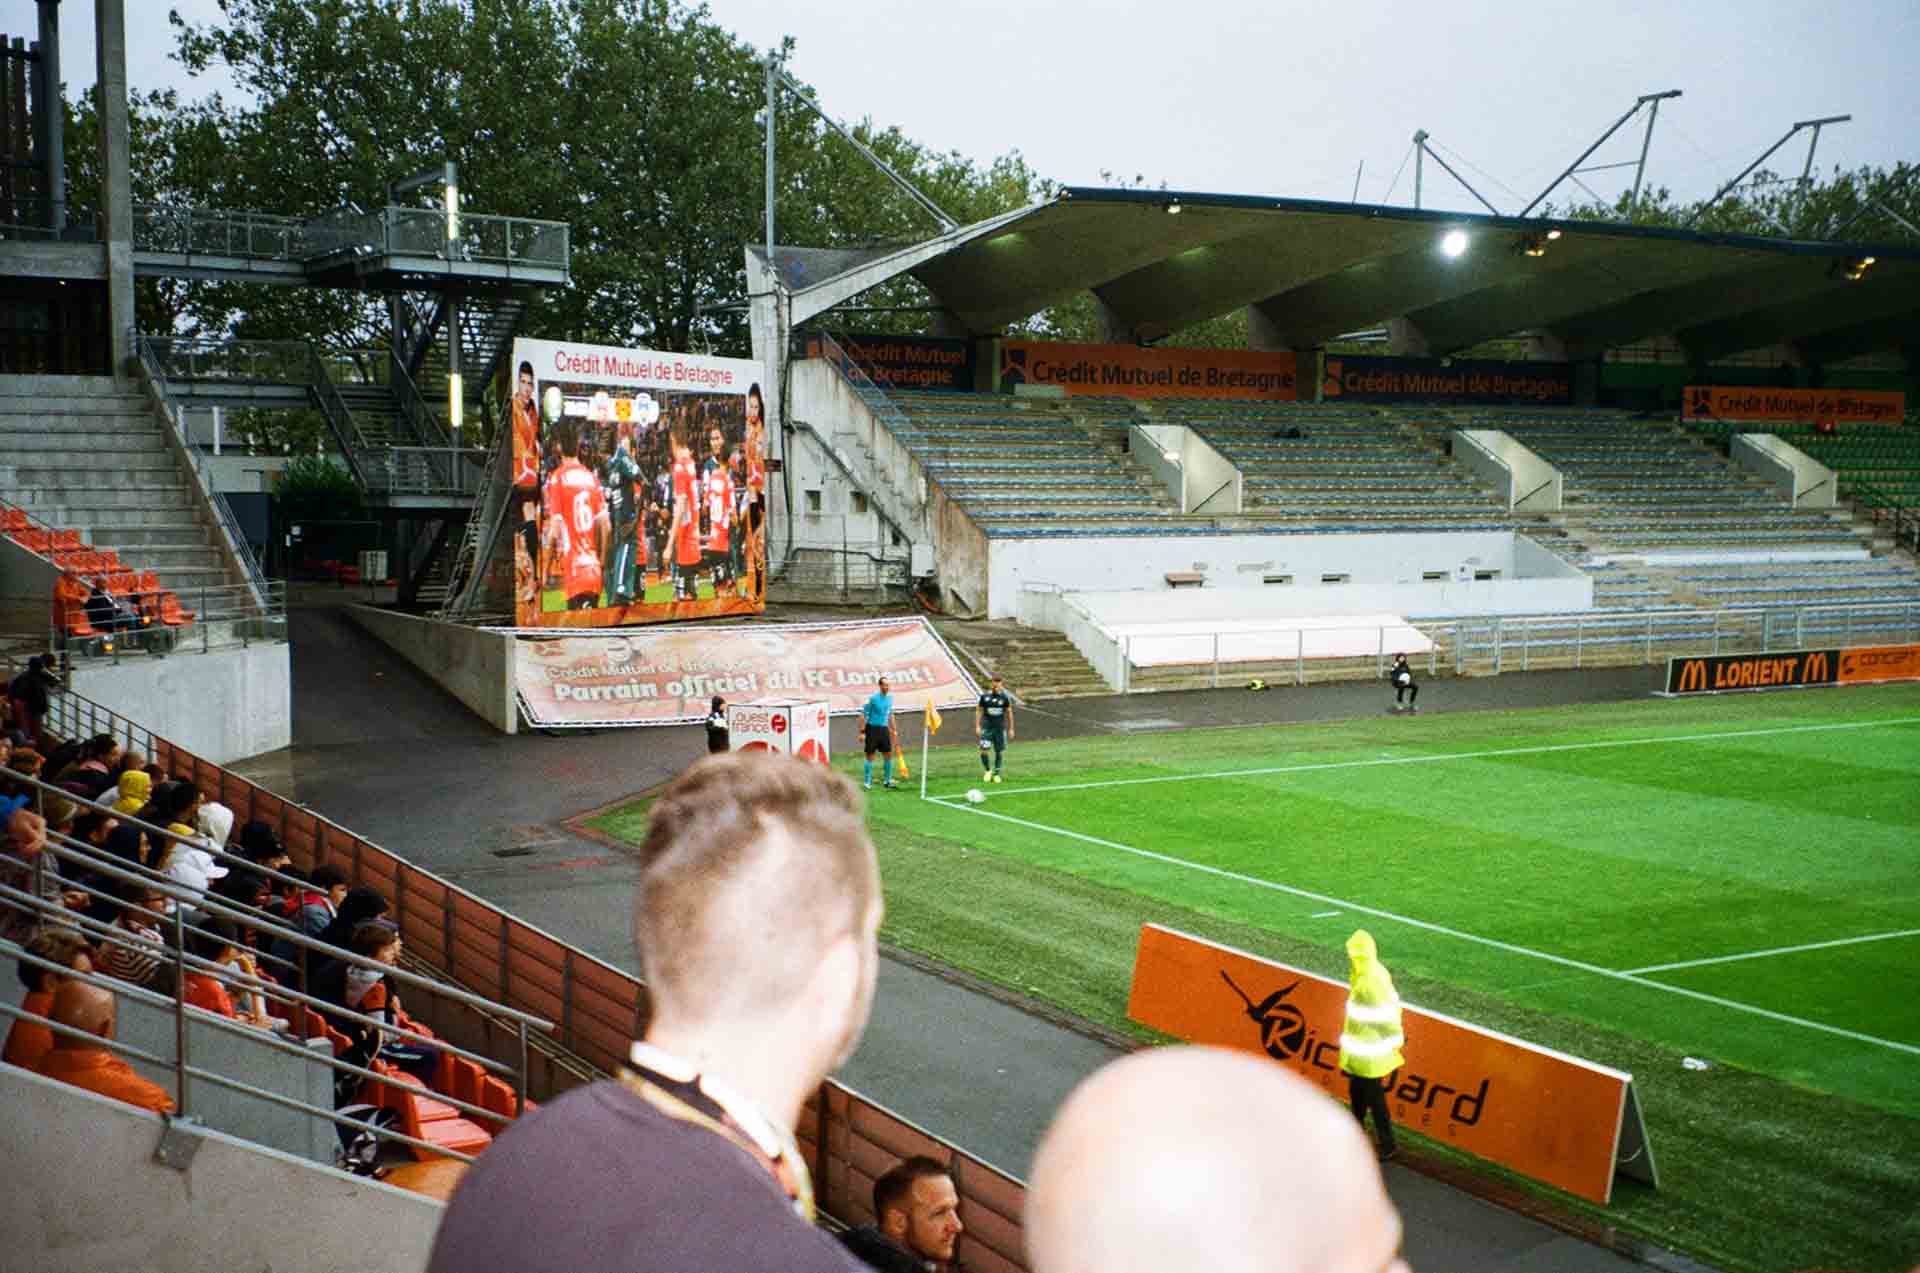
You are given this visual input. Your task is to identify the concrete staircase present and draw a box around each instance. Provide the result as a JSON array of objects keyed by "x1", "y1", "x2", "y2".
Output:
[
  {"x1": 932, "y1": 619, "x2": 1112, "y2": 700},
  {"x1": 0, "y1": 376, "x2": 247, "y2": 606}
]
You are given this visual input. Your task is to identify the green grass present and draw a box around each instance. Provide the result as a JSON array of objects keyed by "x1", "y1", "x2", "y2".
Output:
[
  {"x1": 540, "y1": 576, "x2": 731, "y2": 611},
  {"x1": 595, "y1": 686, "x2": 1920, "y2": 1272}
]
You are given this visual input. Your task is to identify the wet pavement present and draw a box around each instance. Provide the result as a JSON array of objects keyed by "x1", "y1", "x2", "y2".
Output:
[{"x1": 244, "y1": 604, "x2": 1686, "y2": 1272}]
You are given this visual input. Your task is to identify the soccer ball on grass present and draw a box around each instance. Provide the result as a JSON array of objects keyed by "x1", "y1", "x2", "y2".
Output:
[{"x1": 964, "y1": 788, "x2": 986, "y2": 804}]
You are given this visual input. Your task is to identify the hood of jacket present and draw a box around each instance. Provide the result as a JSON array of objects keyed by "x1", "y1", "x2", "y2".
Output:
[
  {"x1": 114, "y1": 770, "x2": 151, "y2": 808},
  {"x1": 197, "y1": 801, "x2": 234, "y2": 849},
  {"x1": 1346, "y1": 929, "x2": 1378, "y2": 968}
]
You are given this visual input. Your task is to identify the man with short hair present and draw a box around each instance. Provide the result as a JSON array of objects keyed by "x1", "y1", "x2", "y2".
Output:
[
  {"x1": 862, "y1": 677, "x2": 899, "y2": 791},
  {"x1": 33, "y1": 980, "x2": 177, "y2": 1116},
  {"x1": 428, "y1": 752, "x2": 882, "y2": 1273},
  {"x1": 974, "y1": 674, "x2": 1014, "y2": 784},
  {"x1": 841, "y1": 1156, "x2": 964, "y2": 1272},
  {"x1": 1026, "y1": 1047, "x2": 1409, "y2": 1273}
]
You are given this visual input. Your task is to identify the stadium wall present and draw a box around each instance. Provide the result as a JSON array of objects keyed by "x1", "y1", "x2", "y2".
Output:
[
  {"x1": 70, "y1": 641, "x2": 290, "y2": 763},
  {"x1": 0, "y1": 1061, "x2": 443, "y2": 1273},
  {"x1": 343, "y1": 604, "x2": 517, "y2": 734},
  {"x1": 0, "y1": 532, "x2": 62, "y2": 632},
  {"x1": 788, "y1": 357, "x2": 991, "y2": 615},
  {"x1": 987, "y1": 531, "x2": 1588, "y2": 620}
]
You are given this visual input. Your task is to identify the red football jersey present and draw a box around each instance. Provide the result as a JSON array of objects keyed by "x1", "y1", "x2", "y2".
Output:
[
  {"x1": 511, "y1": 396, "x2": 540, "y2": 488},
  {"x1": 543, "y1": 459, "x2": 607, "y2": 600},
  {"x1": 705, "y1": 463, "x2": 733, "y2": 552},
  {"x1": 672, "y1": 454, "x2": 702, "y2": 567},
  {"x1": 745, "y1": 431, "x2": 766, "y2": 498}
]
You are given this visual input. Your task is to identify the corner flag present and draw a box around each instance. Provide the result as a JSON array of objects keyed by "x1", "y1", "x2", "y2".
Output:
[{"x1": 927, "y1": 701, "x2": 944, "y2": 734}]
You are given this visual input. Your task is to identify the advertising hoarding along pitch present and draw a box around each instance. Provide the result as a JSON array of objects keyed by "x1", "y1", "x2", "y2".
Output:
[
  {"x1": 515, "y1": 618, "x2": 978, "y2": 728},
  {"x1": 1000, "y1": 341, "x2": 1296, "y2": 401},
  {"x1": 1127, "y1": 925, "x2": 1654, "y2": 1205},
  {"x1": 1666, "y1": 643, "x2": 1920, "y2": 695},
  {"x1": 507, "y1": 337, "x2": 768, "y2": 629},
  {"x1": 1682, "y1": 385, "x2": 1905, "y2": 424}
]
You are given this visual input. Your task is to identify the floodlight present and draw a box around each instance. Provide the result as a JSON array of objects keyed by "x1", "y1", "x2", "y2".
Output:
[
  {"x1": 1166, "y1": 200, "x2": 1183, "y2": 215},
  {"x1": 1861, "y1": 256, "x2": 1876, "y2": 265},
  {"x1": 1440, "y1": 230, "x2": 1469, "y2": 259},
  {"x1": 1546, "y1": 229, "x2": 1563, "y2": 241}
]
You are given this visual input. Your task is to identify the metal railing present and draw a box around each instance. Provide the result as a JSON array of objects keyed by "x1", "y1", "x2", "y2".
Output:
[
  {"x1": 133, "y1": 203, "x2": 570, "y2": 277},
  {"x1": 47, "y1": 580, "x2": 289, "y2": 660},
  {"x1": 1116, "y1": 598, "x2": 1920, "y2": 690}
]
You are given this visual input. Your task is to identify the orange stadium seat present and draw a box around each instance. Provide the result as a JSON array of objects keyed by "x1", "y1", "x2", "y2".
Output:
[
  {"x1": 364, "y1": 1063, "x2": 494, "y2": 1161},
  {"x1": 1, "y1": 508, "x2": 27, "y2": 533},
  {"x1": 52, "y1": 573, "x2": 100, "y2": 643},
  {"x1": 12, "y1": 529, "x2": 50, "y2": 554},
  {"x1": 51, "y1": 528, "x2": 82, "y2": 551},
  {"x1": 136, "y1": 571, "x2": 194, "y2": 626}
]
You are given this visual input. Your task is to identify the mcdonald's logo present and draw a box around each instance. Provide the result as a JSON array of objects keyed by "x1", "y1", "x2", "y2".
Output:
[{"x1": 1665, "y1": 649, "x2": 1842, "y2": 695}]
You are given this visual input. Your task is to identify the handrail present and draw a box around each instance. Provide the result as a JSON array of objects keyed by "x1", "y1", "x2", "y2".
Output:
[
  {"x1": 302, "y1": 343, "x2": 375, "y2": 487},
  {"x1": 132, "y1": 202, "x2": 570, "y2": 276},
  {"x1": 130, "y1": 336, "x2": 275, "y2": 613}
]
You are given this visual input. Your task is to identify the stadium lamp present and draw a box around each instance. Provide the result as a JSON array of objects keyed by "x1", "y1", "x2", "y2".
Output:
[
  {"x1": 1546, "y1": 228, "x2": 1563, "y2": 240},
  {"x1": 1440, "y1": 229, "x2": 1469, "y2": 259},
  {"x1": 1165, "y1": 200, "x2": 1183, "y2": 215}
]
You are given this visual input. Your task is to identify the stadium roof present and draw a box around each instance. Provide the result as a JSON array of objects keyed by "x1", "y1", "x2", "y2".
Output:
[{"x1": 770, "y1": 187, "x2": 1920, "y2": 363}]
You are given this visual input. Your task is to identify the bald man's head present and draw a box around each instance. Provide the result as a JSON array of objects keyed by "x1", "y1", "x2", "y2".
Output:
[
  {"x1": 49, "y1": 980, "x2": 117, "y2": 1046},
  {"x1": 1027, "y1": 1047, "x2": 1408, "y2": 1273}
]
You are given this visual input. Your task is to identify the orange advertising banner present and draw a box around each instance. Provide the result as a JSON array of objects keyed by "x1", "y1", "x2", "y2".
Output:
[
  {"x1": 1126, "y1": 925, "x2": 1653, "y2": 1204},
  {"x1": 1683, "y1": 385, "x2": 1905, "y2": 424},
  {"x1": 1001, "y1": 341, "x2": 1296, "y2": 401},
  {"x1": 513, "y1": 617, "x2": 978, "y2": 727},
  {"x1": 1838, "y1": 643, "x2": 1920, "y2": 685}
]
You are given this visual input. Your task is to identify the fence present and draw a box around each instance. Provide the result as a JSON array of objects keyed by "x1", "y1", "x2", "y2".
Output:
[
  {"x1": 25, "y1": 663, "x2": 1035, "y2": 1270},
  {"x1": 1119, "y1": 600, "x2": 1920, "y2": 691}
]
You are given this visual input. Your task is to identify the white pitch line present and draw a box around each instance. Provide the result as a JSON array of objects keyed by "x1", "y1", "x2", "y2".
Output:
[
  {"x1": 961, "y1": 716, "x2": 1920, "y2": 801},
  {"x1": 936, "y1": 800, "x2": 1920, "y2": 1058},
  {"x1": 1625, "y1": 928, "x2": 1920, "y2": 975}
]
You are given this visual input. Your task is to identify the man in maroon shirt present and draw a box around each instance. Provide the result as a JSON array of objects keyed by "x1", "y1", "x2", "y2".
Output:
[{"x1": 428, "y1": 752, "x2": 882, "y2": 1273}]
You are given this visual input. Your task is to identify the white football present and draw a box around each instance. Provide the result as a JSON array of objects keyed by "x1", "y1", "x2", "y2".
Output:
[{"x1": 964, "y1": 788, "x2": 986, "y2": 804}]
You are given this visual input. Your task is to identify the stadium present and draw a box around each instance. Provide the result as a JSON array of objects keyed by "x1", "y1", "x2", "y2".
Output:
[{"x1": 0, "y1": 3, "x2": 1916, "y2": 1272}]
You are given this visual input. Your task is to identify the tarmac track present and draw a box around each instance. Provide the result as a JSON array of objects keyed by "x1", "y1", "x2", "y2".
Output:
[{"x1": 244, "y1": 604, "x2": 1697, "y2": 1273}]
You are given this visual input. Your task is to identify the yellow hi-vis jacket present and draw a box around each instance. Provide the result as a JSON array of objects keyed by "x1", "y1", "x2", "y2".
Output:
[{"x1": 1337, "y1": 929, "x2": 1405, "y2": 1079}]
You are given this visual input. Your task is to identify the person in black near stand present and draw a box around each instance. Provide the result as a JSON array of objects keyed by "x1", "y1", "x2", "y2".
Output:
[
  {"x1": 706, "y1": 695, "x2": 730, "y2": 753},
  {"x1": 1389, "y1": 654, "x2": 1418, "y2": 713}
]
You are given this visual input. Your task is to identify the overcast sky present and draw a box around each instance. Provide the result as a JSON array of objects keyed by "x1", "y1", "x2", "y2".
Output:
[{"x1": 28, "y1": 0, "x2": 1920, "y2": 215}]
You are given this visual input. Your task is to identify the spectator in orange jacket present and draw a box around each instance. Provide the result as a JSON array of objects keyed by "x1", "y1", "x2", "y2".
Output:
[
  {"x1": 4, "y1": 928, "x2": 94, "y2": 1070},
  {"x1": 34, "y1": 980, "x2": 177, "y2": 1116}
]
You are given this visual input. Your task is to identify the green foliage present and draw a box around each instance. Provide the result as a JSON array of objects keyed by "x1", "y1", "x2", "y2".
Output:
[
  {"x1": 1542, "y1": 162, "x2": 1920, "y2": 243},
  {"x1": 273, "y1": 454, "x2": 363, "y2": 517}
]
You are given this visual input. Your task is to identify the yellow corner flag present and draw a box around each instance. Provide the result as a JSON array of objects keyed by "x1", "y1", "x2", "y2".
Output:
[{"x1": 926, "y1": 701, "x2": 944, "y2": 735}]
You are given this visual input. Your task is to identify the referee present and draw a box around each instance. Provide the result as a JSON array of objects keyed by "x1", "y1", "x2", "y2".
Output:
[
  {"x1": 975, "y1": 674, "x2": 1015, "y2": 783},
  {"x1": 861, "y1": 677, "x2": 899, "y2": 790}
]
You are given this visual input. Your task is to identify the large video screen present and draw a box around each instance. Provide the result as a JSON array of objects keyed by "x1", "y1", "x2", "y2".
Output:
[{"x1": 508, "y1": 338, "x2": 767, "y2": 628}]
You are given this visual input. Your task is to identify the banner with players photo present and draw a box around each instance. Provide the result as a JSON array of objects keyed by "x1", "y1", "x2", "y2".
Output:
[
  {"x1": 507, "y1": 337, "x2": 768, "y2": 628},
  {"x1": 514, "y1": 617, "x2": 979, "y2": 728}
]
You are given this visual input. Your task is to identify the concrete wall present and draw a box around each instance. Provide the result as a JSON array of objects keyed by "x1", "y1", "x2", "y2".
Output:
[
  {"x1": 985, "y1": 530, "x2": 1547, "y2": 619},
  {"x1": 1014, "y1": 585, "x2": 1128, "y2": 689},
  {"x1": 0, "y1": 1061, "x2": 443, "y2": 1273},
  {"x1": 1732, "y1": 433, "x2": 1838, "y2": 509},
  {"x1": 71, "y1": 640, "x2": 291, "y2": 763},
  {"x1": 1130, "y1": 424, "x2": 1242, "y2": 514},
  {"x1": 787, "y1": 359, "x2": 992, "y2": 616},
  {"x1": 0, "y1": 533, "x2": 62, "y2": 633},
  {"x1": 344, "y1": 605, "x2": 517, "y2": 734},
  {"x1": 0, "y1": 239, "x2": 108, "y2": 281},
  {"x1": 1454, "y1": 429, "x2": 1562, "y2": 512},
  {"x1": 1183, "y1": 426, "x2": 1242, "y2": 515}
]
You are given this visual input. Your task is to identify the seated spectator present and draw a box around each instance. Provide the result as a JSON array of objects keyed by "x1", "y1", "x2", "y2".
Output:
[
  {"x1": 33, "y1": 980, "x2": 176, "y2": 1115},
  {"x1": 841, "y1": 1157, "x2": 964, "y2": 1273},
  {"x1": 4, "y1": 927, "x2": 94, "y2": 1069},
  {"x1": 96, "y1": 875, "x2": 177, "y2": 993},
  {"x1": 85, "y1": 577, "x2": 138, "y2": 635},
  {"x1": 54, "y1": 734, "x2": 122, "y2": 800},
  {"x1": 1025, "y1": 1047, "x2": 1409, "y2": 1273},
  {"x1": 0, "y1": 794, "x2": 57, "y2": 945},
  {"x1": 156, "y1": 798, "x2": 230, "y2": 910},
  {"x1": 109, "y1": 768, "x2": 151, "y2": 816},
  {"x1": 4, "y1": 748, "x2": 45, "y2": 801},
  {"x1": 116, "y1": 748, "x2": 147, "y2": 782},
  {"x1": 316, "y1": 883, "x2": 389, "y2": 951},
  {"x1": 237, "y1": 820, "x2": 291, "y2": 873},
  {"x1": 271, "y1": 863, "x2": 348, "y2": 976},
  {"x1": 183, "y1": 917, "x2": 277, "y2": 1030},
  {"x1": 101, "y1": 822, "x2": 150, "y2": 868},
  {"x1": 342, "y1": 919, "x2": 439, "y2": 1083}
]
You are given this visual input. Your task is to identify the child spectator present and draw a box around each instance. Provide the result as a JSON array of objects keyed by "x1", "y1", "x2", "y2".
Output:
[
  {"x1": 97, "y1": 876, "x2": 176, "y2": 993},
  {"x1": 109, "y1": 769, "x2": 151, "y2": 816},
  {"x1": 183, "y1": 917, "x2": 277, "y2": 1030}
]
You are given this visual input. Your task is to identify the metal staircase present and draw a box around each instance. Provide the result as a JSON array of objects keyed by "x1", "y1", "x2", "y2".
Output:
[
  {"x1": 397, "y1": 292, "x2": 529, "y2": 439},
  {"x1": 438, "y1": 424, "x2": 515, "y2": 620}
]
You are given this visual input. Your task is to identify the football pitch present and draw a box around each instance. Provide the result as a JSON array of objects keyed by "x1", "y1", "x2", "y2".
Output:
[{"x1": 852, "y1": 684, "x2": 1920, "y2": 1270}]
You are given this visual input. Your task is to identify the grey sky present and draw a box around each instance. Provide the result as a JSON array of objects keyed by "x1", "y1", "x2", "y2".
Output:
[{"x1": 31, "y1": 0, "x2": 1920, "y2": 216}]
